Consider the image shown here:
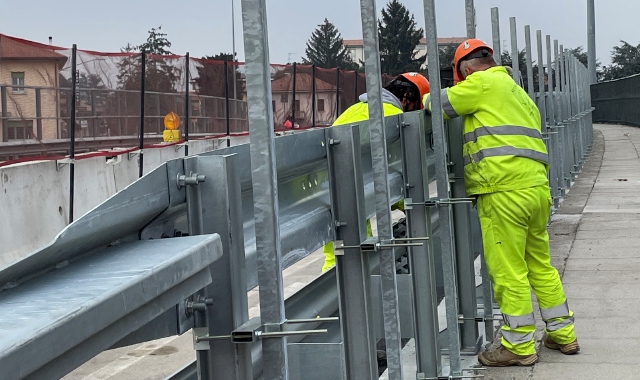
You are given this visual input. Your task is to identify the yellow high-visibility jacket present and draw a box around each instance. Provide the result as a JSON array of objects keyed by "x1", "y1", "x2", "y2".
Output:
[{"x1": 423, "y1": 66, "x2": 549, "y2": 195}]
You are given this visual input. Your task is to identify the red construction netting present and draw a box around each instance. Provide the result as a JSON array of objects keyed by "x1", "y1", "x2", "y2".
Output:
[{"x1": 0, "y1": 33, "x2": 399, "y2": 163}]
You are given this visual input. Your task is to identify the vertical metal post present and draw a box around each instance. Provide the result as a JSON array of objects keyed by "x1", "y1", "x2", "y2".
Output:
[
  {"x1": 509, "y1": 18, "x2": 520, "y2": 85},
  {"x1": 241, "y1": 1, "x2": 288, "y2": 378},
  {"x1": 448, "y1": 116, "x2": 481, "y2": 355},
  {"x1": 185, "y1": 154, "x2": 252, "y2": 380},
  {"x1": 358, "y1": 0, "x2": 403, "y2": 377},
  {"x1": 0, "y1": 86, "x2": 7, "y2": 142},
  {"x1": 185, "y1": 52, "x2": 190, "y2": 156},
  {"x1": 292, "y1": 62, "x2": 297, "y2": 127},
  {"x1": 69, "y1": 44, "x2": 78, "y2": 223},
  {"x1": 329, "y1": 125, "x2": 377, "y2": 380},
  {"x1": 335, "y1": 69, "x2": 341, "y2": 118},
  {"x1": 536, "y1": 31, "x2": 548, "y2": 130},
  {"x1": 422, "y1": 0, "x2": 462, "y2": 377},
  {"x1": 491, "y1": 8, "x2": 501, "y2": 65},
  {"x1": 465, "y1": 0, "x2": 476, "y2": 38},
  {"x1": 311, "y1": 65, "x2": 316, "y2": 127},
  {"x1": 524, "y1": 26, "x2": 535, "y2": 99},
  {"x1": 553, "y1": 39, "x2": 566, "y2": 199},
  {"x1": 401, "y1": 111, "x2": 441, "y2": 379},
  {"x1": 545, "y1": 35, "x2": 558, "y2": 205},
  {"x1": 90, "y1": 89, "x2": 97, "y2": 138},
  {"x1": 139, "y1": 50, "x2": 146, "y2": 178},
  {"x1": 116, "y1": 91, "x2": 122, "y2": 136},
  {"x1": 35, "y1": 88, "x2": 43, "y2": 140},
  {"x1": 225, "y1": 60, "x2": 231, "y2": 147},
  {"x1": 545, "y1": 36, "x2": 556, "y2": 127},
  {"x1": 587, "y1": 0, "x2": 597, "y2": 84}
]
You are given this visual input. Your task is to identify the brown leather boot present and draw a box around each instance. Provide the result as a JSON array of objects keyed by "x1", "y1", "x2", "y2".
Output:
[
  {"x1": 478, "y1": 345, "x2": 538, "y2": 367},
  {"x1": 543, "y1": 333, "x2": 580, "y2": 355}
]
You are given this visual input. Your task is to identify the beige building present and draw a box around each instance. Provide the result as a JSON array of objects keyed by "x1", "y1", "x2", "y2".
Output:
[
  {"x1": 344, "y1": 37, "x2": 466, "y2": 70},
  {"x1": 0, "y1": 34, "x2": 67, "y2": 141}
]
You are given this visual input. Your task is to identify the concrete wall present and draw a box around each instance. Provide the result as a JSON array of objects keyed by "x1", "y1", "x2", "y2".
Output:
[{"x1": 0, "y1": 136, "x2": 249, "y2": 269}]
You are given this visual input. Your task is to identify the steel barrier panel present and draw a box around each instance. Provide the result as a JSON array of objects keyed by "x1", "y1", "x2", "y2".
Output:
[{"x1": 0, "y1": 235, "x2": 223, "y2": 380}]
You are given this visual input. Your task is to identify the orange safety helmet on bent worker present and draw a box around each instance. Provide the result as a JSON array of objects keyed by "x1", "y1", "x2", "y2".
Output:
[
  {"x1": 386, "y1": 72, "x2": 431, "y2": 109},
  {"x1": 453, "y1": 39, "x2": 494, "y2": 84}
]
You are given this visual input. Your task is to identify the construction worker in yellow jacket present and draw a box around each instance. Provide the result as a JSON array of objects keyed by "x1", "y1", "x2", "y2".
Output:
[
  {"x1": 423, "y1": 39, "x2": 578, "y2": 366},
  {"x1": 322, "y1": 72, "x2": 430, "y2": 272}
]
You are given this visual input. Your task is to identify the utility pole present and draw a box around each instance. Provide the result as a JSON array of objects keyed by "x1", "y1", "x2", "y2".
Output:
[{"x1": 587, "y1": 0, "x2": 597, "y2": 83}]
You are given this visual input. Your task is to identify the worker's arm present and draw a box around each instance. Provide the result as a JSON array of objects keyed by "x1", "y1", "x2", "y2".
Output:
[{"x1": 422, "y1": 73, "x2": 484, "y2": 119}]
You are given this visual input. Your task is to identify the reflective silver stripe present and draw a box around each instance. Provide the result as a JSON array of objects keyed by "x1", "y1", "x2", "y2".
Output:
[
  {"x1": 441, "y1": 89, "x2": 459, "y2": 118},
  {"x1": 501, "y1": 330, "x2": 534, "y2": 345},
  {"x1": 546, "y1": 315, "x2": 575, "y2": 332},
  {"x1": 463, "y1": 147, "x2": 549, "y2": 165},
  {"x1": 540, "y1": 301, "x2": 570, "y2": 321},
  {"x1": 502, "y1": 313, "x2": 536, "y2": 329},
  {"x1": 463, "y1": 125, "x2": 543, "y2": 144}
]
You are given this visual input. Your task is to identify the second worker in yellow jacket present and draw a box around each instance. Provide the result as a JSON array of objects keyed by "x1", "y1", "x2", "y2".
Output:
[{"x1": 322, "y1": 72, "x2": 430, "y2": 272}]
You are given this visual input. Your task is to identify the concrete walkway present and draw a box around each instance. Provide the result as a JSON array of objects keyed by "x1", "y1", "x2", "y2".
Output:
[{"x1": 487, "y1": 123, "x2": 640, "y2": 380}]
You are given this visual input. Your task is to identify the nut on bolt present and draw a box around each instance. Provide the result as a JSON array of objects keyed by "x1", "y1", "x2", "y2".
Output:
[{"x1": 177, "y1": 172, "x2": 206, "y2": 189}]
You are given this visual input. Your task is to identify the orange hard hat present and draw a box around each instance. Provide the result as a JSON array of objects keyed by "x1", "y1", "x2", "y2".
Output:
[
  {"x1": 391, "y1": 72, "x2": 430, "y2": 109},
  {"x1": 453, "y1": 39, "x2": 493, "y2": 84}
]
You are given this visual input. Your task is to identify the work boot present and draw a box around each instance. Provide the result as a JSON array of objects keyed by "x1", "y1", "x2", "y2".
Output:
[
  {"x1": 478, "y1": 345, "x2": 538, "y2": 367},
  {"x1": 543, "y1": 333, "x2": 580, "y2": 355}
]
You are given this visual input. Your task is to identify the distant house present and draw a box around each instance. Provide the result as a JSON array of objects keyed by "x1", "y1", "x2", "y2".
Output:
[
  {"x1": 0, "y1": 34, "x2": 67, "y2": 141},
  {"x1": 344, "y1": 37, "x2": 466, "y2": 70},
  {"x1": 270, "y1": 72, "x2": 340, "y2": 127}
]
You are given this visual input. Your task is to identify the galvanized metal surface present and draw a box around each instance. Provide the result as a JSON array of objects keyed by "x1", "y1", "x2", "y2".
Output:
[
  {"x1": 422, "y1": 0, "x2": 463, "y2": 377},
  {"x1": 359, "y1": 0, "x2": 403, "y2": 377},
  {"x1": 329, "y1": 125, "x2": 377, "y2": 379},
  {"x1": 0, "y1": 235, "x2": 223, "y2": 380},
  {"x1": 401, "y1": 111, "x2": 440, "y2": 377},
  {"x1": 509, "y1": 17, "x2": 521, "y2": 85},
  {"x1": 465, "y1": 0, "x2": 476, "y2": 39},
  {"x1": 241, "y1": 0, "x2": 289, "y2": 377},
  {"x1": 525, "y1": 25, "x2": 535, "y2": 99},
  {"x1": 587, "y1": 0, "x2": 597, "y2": 84},
  {"x1": 491, "y1": 8, "x2": 502, "y2": 66}
]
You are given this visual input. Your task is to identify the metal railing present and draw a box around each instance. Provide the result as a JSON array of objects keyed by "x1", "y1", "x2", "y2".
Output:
[{"x1": 0, "y1": 1, "x2": 595, "y2": 380}]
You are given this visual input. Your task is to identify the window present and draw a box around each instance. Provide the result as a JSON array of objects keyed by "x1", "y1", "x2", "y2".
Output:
[
  {"x1": 295, "y1": 100, "x2": 300, "y2": 111},
  {"x1": 280, "y1": 94, "x2": 288, "y2": 103},
  {"x1": 272, "y1": 100, "x2": 276, "y2": 112},
  {"x1": 11, "y1": 72, "x2": 25, "y2": 94},
  {"x1": 7, "y1": 120, "x2": 33, "y2": 140},
  {"x1": 317, "y1": 99, "x2": 325, "y2": 112}
]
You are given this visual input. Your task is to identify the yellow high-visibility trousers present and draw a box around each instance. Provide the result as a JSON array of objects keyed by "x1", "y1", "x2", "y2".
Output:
[{"x1": 477, "y1": 185, "x2": 576, "y2": 355}]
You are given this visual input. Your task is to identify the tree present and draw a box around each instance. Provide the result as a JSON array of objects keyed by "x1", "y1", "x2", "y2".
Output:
[
  {"x1": 439, "y1": 45, "x2": 456, "y2": 69},
  {"x1": 194, "y1": 53, "x2": 242, "y2": 98},
  {"x1": 500, "y1": 49, "x2": 535, "y2": 88},
  {"x1": 378, "y1": 0, "x2": 423, "y2": 75},
  {"x1": 303, "y1": 19, "x2": 358, "y2": 70},
  {"x1": 600, "y1": 40, "x2": 640, "y2": 81},
  {"x1": 116, "y1": 26, "x2": 180, "y2": 92}
]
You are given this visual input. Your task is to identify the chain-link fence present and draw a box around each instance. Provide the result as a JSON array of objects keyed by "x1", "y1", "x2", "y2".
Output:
[{"x1": 591, "y1": 74, "x2": 640, "y2": 127}]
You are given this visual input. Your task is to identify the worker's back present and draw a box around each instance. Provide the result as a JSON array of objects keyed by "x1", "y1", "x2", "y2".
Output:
[{"x1": 447, "y1": 66, "x2": 550, "y2": 195}]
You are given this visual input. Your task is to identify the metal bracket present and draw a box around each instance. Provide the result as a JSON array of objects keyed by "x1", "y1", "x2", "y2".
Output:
[
  {"x1": 406, "y1": 197, "x2": 474, "y2": 208},
  {"x1": 334, "y1": 236, "x2": 426, "y2": 253},
  {"x1": 55, "y1": 158, "x2": 75, "y2": 171},
  {"x1": 128, "y1": 149, "x2": 142, "y2": 160},
  {"x1": 417, "y1": 368, "x2": 486, "y2": 380},
  {"x1": 175, "y1": 142, "x2": 189, "y2": 152},
  {"x1": 458, "y1": 313, "x2": 502, "y2": 324},
  {"x1": 192, "y1": 316, "x2": 332, "y2": 345},
  {"x1": 177, "y1": 172, "x2": 206, "y2": 189}
]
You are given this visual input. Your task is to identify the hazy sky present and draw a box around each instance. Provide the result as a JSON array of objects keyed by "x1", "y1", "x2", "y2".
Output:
[{"x1": 0, "y1": 0, "x2": 632, "y2": 66}]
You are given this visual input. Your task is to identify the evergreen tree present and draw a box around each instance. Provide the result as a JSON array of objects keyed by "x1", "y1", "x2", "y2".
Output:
[
  {"x1": 116, "y1": 26, "x2": 180, "y2": 92},
  {"x1": 303, "y1": 19, "x2": 358, "y2": 70},
  {"x1": 600, "y1": 40, "x2": 640, "y2": 81},
  {"x1": 378, "y1": 0, "x2": 423, "y2": 75},
  {"x1": 195, "y1": 53, "x2": 242, "y2": 98}
]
